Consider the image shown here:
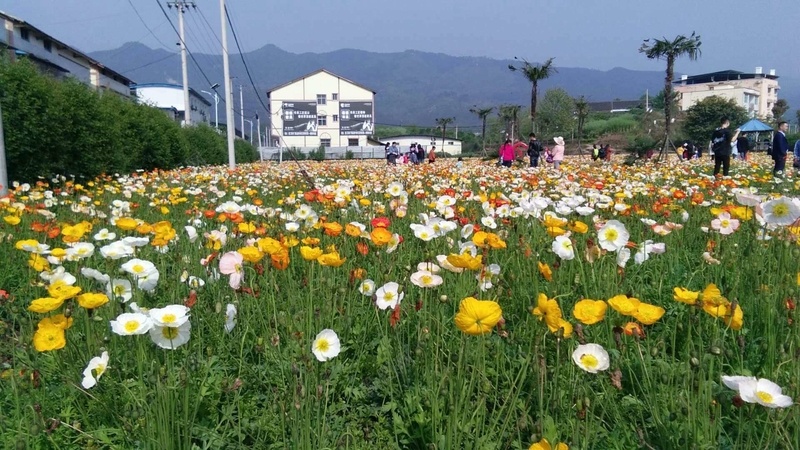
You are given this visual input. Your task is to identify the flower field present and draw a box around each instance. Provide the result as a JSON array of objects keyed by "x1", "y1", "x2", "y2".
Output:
[{"x1": 1, "y1": 155, "x2": 799, "y2": 449}]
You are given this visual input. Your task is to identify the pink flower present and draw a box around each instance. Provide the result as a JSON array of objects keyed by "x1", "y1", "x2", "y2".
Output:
[
  {"x1": 711, "y1": 212, "x2": 740, "y2": 235},
  {"x1": 219, "y1": 251, "x2": 244, "y2": 289}
]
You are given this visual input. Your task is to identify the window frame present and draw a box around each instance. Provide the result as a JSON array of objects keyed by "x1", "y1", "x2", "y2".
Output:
[{"x1": 317, "y1": 94, "x2": 327, "y2": 105}]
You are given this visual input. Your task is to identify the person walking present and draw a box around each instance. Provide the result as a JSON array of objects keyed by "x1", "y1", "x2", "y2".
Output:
[
  {"x1": 793, "y1": 137, "x2": 800, "y2": 171},
  {"x1": 736, "y1": 133, "x2": 750, "y2": 161},
  {"x1": 710, "y1": 118, "x2": 739, "y2": 176},
  {"x1": 428, "y1": 146, "x2": 437, "y2": 164},
  {"x1": 551, "y1": 136, "x2": 565, "y2": 170},
  {"x1": 527, "y1": 133, "x2": 543, "y2": 167},
  {"x1": 499, "y1": 139, "x2": 515, "y2": 167},
  {"x1": 772, "y1": 121, "x2": 790, "y2": 177}
]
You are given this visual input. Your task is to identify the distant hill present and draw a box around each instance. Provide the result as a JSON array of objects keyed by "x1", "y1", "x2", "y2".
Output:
[{"x1": 90, "y1": 43, "x2": 799, "y2": 128}]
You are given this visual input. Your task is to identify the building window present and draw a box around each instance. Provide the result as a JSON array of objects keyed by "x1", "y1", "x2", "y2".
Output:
[
  {"x1": 317, "y1": 115, "x2": 327, "y2": 126},
  {"x1": 43, "y1": 39, "x2": 52, "y2": 52},
  {"x1": 320, "y1": 138, "x2": 331, "y2": 147},
  {"x1": 20, "y1": 28, "x2": 29, "y2": 41},
  {"x1": 317, "y1": 94, "x2": 326, "y2": 105},
  {"x1": 332, "y1": 93, "x2": 338, "y2": 100},
  {"x1": 332, "y1": 114, "x2": 339, "y2": 122},
  {"x1": 348, "y1": 138, "x2": 359, "y2": 146}
]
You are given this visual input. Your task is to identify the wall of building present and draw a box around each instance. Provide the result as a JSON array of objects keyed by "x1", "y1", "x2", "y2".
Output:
[
  {"x1": 2, "y1": 16, "x2": 132, "y2": 97},
  {"x1": 136, "y1": 86, "x2": 211, "y2": 125},
  {"x1": 269, "y1": 71, "x2": 374, "y2": 148},
  {"x1": 675, "y1": 74, "x2": 780, "y2": 119}
]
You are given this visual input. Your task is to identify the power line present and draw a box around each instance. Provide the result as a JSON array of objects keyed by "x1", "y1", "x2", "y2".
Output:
[
  {"x1": 223, "y1": 6, "x2": 269, "y2": 114},
  {"x1": 155, "y1": 0, "x2": 216, "y2": 91},
  {"x1": 196, "y1": 7, "x2": 223, "y2": 48},
  {"x1": 122, "y1": 53, "x2": 178, "y2": 74},
  {"x1": 126, "y1": 0, "x2": 175, "y2": 52}
]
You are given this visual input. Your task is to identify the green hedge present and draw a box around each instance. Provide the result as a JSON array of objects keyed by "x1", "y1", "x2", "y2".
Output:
[{"x1": 0, "y1": 57, "x2": 256, "y2": 182}]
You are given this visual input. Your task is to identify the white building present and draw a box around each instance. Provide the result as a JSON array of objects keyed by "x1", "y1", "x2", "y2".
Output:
[
  {"x1": 674, "y1": 68, "x2": 780, "y2": 119},
  {"x1": 381, "y1": 135, "x2": 462, "y2": 156},
  {"x1": 134, "y1": 83, "x2": 212, "y2": 126},
  {"x1": 1, "y1": 10, "x2": 133, "y2": 98},
  {"x1": 267, "y1": 69, "x2": 376, "y2": 148}
]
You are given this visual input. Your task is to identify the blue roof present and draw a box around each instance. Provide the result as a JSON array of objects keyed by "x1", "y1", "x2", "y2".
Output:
[{"x1": 738, "y1": 118, "x2": 773, "y2": 132}]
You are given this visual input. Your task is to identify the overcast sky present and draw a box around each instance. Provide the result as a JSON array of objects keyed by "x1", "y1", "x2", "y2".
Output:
[{"x1": 2, "y1": 0, "x2": 797, "y2": 77}]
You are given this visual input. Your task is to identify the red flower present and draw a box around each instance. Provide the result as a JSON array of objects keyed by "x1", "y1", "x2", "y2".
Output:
[{"x1": 371, "y1": 217, "x2": 391, "y2": 228}]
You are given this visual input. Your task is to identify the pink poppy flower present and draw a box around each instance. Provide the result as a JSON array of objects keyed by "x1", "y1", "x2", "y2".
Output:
[{"x1": 219, "y1": 251, "x2": 244, "y2": 289}]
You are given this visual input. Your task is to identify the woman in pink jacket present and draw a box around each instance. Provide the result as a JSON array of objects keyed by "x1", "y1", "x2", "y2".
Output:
[
  {"x1": 499, "y1": 139, "x2": 515, "y2": 167},
  {"x1": 551, "y1": 136, "x2": 565, "y2": 170}
]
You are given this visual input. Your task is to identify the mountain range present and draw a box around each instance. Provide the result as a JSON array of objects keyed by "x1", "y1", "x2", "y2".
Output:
[{"x1": 89, "y1": 43, "x2": 800, "y2": 128}]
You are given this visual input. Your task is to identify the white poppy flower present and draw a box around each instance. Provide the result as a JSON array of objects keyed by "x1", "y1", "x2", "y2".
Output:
[
  {"x1": 110, "y1": 312, "x2": 153, "y2": 335},
  {"x1": 312, "y1": 329, "x2": 341, "y2": 362},
  {"x1": 375, "y1": 282, "x2": 403, "y2": 310},
  {"x1": 149, "y1": 322, "x2": 192, "y2": 350},
  {"x1": 81, "y1": 351, "x2": 109, "y2": 389},
  {"x1": 572, "y1": 343, "x2": 610, "y2": 374}
]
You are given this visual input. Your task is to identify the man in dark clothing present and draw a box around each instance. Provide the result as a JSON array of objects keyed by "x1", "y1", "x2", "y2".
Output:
[
  {"x1": 772, "y1": 121, "x2": 790, "y2": 176},
  {"x1": 736, "y1": 133, "x2": 750, "y2": 161},
  {"x1": 710, "y1": 118, "x2": 740, "y2": 176},
  {"x1": 527, "y1": 133, "x2": 542, "y2": 167}
]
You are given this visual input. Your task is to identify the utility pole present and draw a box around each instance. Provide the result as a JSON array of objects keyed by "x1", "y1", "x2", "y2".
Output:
[
  {"x1": 256, "y1": 113, "x2": 262, "y2": 149},
  {"x1": 0, "y1": 99, "x2": 8, "y2": 197},
  {"x1": 244, "y1": 119, "x2": 253, "y2": 144},
  {"x1": 239, "y1": 85, "x2": 244, "y2": 140},
  {"x1": 168, "y1": 1, "x2": 195, "y2": 126},
  {"x1": 220, "y1": 0, "x2": 235, "y2": 168}
]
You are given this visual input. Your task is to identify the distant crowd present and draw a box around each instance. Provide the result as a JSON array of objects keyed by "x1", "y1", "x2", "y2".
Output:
[{"x1": 384, "y1": 142, "x2": 437, "y2": 165}]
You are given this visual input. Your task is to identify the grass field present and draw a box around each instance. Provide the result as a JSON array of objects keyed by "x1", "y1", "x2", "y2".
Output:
[{"x1": 1, "y1": 154, "x2": 798, "y2": 449}]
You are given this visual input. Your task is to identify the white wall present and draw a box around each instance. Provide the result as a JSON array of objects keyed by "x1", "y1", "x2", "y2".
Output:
[
  {"x1": 136, "y1": 86, "x2": 210, "y2": 125},
  {"x1": 269, "y1": 70, "x2": 374, "y2": 148}
]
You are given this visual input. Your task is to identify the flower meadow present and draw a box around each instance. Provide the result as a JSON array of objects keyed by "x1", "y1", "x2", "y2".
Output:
[{"x1": 1, "y1": 155, "x2": 799, "y2": 450}]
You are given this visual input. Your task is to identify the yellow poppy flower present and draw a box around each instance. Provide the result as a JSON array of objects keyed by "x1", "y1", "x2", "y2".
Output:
[
  {"x1": 370, "y1": 227, "x2": 392, "y2": 246},
  {"x1": 28, "y1": 255, "x2": 50, "y2": 272},
  {"x1": 607, "y1": 295, "x2": 641, "y2": 316},
  {"x1": 115, "y1": 217, "x2": 139, "y2": 231},
  {"x1": 300, "y1": 246, "x2": 324, "y2": 261},
  {"x1": 532, "y1": 293, "x2": 563, "y2": 332},
  {"x1": 542, "y1": 214, "x2": 568, "y2": 228},
  {"x1": 238, "y1": 246, "x2": 265, "y2": 263},
  {"x1": 77, "y1": 293, "x2": 110, "y2": 310},
  {"x1": 486, "y1": 233, "x2": 507, "y2": 249},
  {"x1": 39, "y1": 314, "x2": 73, "y2": 330},
  {"x1": 530, "y1": 438, "x2": 569, "y2": 450},
  {"x1": 673, "y1": 287, "x2": 699, "y2": 305},
  {"x1": 538, "y1": 262, "x2": 553, "y2": 282},
  {"x1": 28, "y1": 297, "x2": 66, "y2": 314},
  {"x1": 317, "y1": 252, "x2": 346, "y2": 267},
  {"x1": 322, "y1": 222, "x2": 343, "y2": 237},
  {"x1": 3, "y1": 215, "x2": 20, "y2": 225},
  {"x1": 237, "y1": 222, "x2": 257, "y2": 234},
  {"x1": 546, "y1": 226, "x2": 568, "y2": 237},
  {"x1": 723, "y1": 304, "x2": 744, "y2": 330},
  {"x1": 33, "y1": 322, "x2": 66, "y2": 352},
  {"x1": 572, "y1": 299, "x2": 607, "y2": 325},
  {"x1": 47, "y1": 281, "x2": 82, "y2": 301},
  {"x1": 454, "y1": 297, "x2": 502, "y2": 336},
  {"x1": 257, "y1": 237, "x2": 284, "y2": 255},
  {"x1": 632, "y1": 303, "x2": 665, "y2": 325},
  {"x1": 568, "y1": 221, "x2": 589, "y2": 234}
]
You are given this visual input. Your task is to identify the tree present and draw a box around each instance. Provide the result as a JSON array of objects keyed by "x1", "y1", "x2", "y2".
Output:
[
  {"x1": 682, "y1": 96, "x2": 748, "y2": 148},
  {"x1": 771, "y1": 99, "x2": 789, "y2": 121},
  {"x1": 497, "y1": 105, "x2": 521, "y2": 141},
  {"x1": 469, "y1": 106, "x2": 494, "y2": 155},
  {"x1": 508, "y1": 57, "x2": 556, "y2": 131},
  {"x1": 639, "y1": 32, "x2": 702, "y2": 160},
  {"x1": 796, "y1": 109, "x2": 800, "y2": 127},
  {"x1": 435, "y1": 117, "x2": 454, "y2": 153},
  {"x1": 537, "y1": 88, "x2": 574, "y2": 137},
  {"x1": 575, "y1": 96, "x2": 590, "y2": 157}
]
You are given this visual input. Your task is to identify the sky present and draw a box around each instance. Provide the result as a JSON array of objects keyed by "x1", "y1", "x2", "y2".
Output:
[{"x1": 2, "y1": 0, "x2": 798, "y2": 78}]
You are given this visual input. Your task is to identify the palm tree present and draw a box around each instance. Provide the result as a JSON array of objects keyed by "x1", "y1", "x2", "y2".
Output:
[
  {"x1": 470, "y1": 106, "x2": 494, "y2": 155},
  {"x1": 508, "y1": 57, "x2": 556, "y2": 131},
  {"x1": 498, "y1": 105, "x2": 521, "y2": 142},
  {"x1": 435, "y1": 117, "x2": 454, "y2": 155},
  {"x1": 574, "y1": 96, "x2": 590, "y2": 158},
  {"x1": 639, "y1": 32, "x2": 701, "y2": 160}
]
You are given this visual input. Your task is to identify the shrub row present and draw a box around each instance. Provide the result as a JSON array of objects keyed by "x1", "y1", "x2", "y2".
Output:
[{"x1": 0, "y1": 57, "x2": 256, "y2": 183}]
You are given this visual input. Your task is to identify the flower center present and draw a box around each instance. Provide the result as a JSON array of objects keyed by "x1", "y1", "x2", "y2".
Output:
[
  {"x1": 132, "y1": 264, "x2": 144, "y2": 273},
  {"x1": 421, "y1": 275, "x2": 433, "y2": 285},
  {"x1": 756, "y1": 391, "x2": 773, "y2": 404},
  {"x1": 162, "y1": 314, "x2": 176, "y2": 324},
  {"x1": 384, "y1": 292, "x2": 395, "y2": 301},
  {"x1": 161, "y1": 327, "x2": 179, "y2": 339},
  {"x1": 316, "y1": 339, "x2": 330, "y2": 352},
  {"x1": 580, "y1": 354, "x2": 599, "y2": 369},
  {"x1": 773, "y1": 204, "x2": 787, "y2": 217},
  {"x1": 124, "y1": 320, "x2": 140, "y2": 332},
  {"x1": 604, "y1": 229, "x2": 618, "y2": 241}
]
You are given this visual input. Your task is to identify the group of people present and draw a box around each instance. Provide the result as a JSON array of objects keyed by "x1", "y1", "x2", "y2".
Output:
[
  {"x1": 384, "y1": 141, "x2": 436, "y2": 165},
  {"x1": 591, "y1": 144, "x2": 613, "y2": 162},
  {"x1": 498, "y1": 133, "x2": 567, "y2": 169},
  {"x1": 710, "y1": 118, "x2": 797, "y2": 177}
]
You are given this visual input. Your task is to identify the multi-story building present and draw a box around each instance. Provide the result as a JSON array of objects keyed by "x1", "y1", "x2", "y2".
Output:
[
  {"x1": 267, "y1": 69, "x2": 376, "y2": 148},
  {"x1": 674, "y1": 68, "x2": 780, "y2": 119},
  {"x1": 1, "y1": 10, "x2": 134, "y2": 98},
  {"x1": 133, "y1": 83, "x2": 212, "y2": 126}
]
